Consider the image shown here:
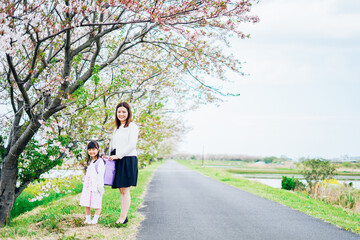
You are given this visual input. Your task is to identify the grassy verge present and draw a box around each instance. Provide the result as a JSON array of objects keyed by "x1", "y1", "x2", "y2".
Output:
[
  {"x1": 226, "y1": 167, "x2": 360, "y2": 176},
  {"x1": 178, "y1": 160, "x2": 360, "y2": 234},
  {"x1": 1, "y1": 160, "x2": 164, "y2": 240},
  {"x1": 202, "y1": 159, "x2": 360, "y2": 176},
  {"x1": 10, "y1": 176, "x2": 83, "y2": 219},
  {"x1": 227, "y1": 168, "x2": 300, "y2": 175}
]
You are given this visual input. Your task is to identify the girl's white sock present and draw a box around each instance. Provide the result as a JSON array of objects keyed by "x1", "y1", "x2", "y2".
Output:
[
  {"x1": 91, "y1": 214, "x2": 100, "y2": 224},
  {"x1": 84, "y1": 215, "x2": 91, "y2": 224}
]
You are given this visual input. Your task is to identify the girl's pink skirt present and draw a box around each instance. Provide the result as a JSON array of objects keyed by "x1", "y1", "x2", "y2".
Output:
[{"x1": 79, "y1": 175, "x2": 103, "y2": 209}]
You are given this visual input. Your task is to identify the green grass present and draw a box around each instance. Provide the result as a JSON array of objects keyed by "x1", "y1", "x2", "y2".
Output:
[
  {"x1": 228, "y1": 168, "x2": 360, "y2": 176},
  {"x1": 1, "y1": 161, "x2": 164, "y2": 239},
  {"x1": 178, "y1": 160, "x2": 360, "y2": 234},
  {"x1": 197, "y1": 159, "x2": 247, "y2": 166},
  {"x1": 10, "y1": 176, "x2": 83, "y2": 219},
  {"x1": 199, "y1": 159, "x2": 360, "y2": 176},
  {"x1": 227, "y1": 168, "x2": 300, "y2": 175}
]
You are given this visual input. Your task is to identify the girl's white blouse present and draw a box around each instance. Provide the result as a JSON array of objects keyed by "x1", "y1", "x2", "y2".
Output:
[
  {"x1": 87, "y1": 159, "x2": 105, "y2": 194},
  {"x1": 109, "y1": 122, "x2": 139, "y2": 159}
]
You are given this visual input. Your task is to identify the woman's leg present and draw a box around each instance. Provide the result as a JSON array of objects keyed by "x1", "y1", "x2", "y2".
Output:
[{"x1": 117, "y1": 187, "x2": 130, "y2": 223}]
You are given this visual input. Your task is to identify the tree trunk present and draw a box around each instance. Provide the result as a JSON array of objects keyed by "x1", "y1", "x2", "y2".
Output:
[
  {"x1": 0, "y1": 154, "x2": 18, "y2": 227},
  {"x1": 0, "y1": 120, "x2": 41, "y2": 226}
]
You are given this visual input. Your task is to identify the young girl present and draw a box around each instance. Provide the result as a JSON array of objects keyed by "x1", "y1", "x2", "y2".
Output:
[{"x1": 79, "y1": 141, "x2": 105, "y2": 224}]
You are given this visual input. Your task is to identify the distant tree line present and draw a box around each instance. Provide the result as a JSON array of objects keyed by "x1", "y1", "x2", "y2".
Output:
[{"x1": 171, "y1": 154, "x2": 292, "y2": 163}]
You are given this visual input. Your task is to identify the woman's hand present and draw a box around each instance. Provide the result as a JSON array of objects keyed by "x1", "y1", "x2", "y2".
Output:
[{"x1": 109, "y1": 155, "x2": 119, "y2": 161}]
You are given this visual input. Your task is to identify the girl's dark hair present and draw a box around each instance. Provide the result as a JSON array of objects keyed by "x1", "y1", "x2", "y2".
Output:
[
  {"x1": 115, "y1": 102, "x2": 132, "y2": 129},
  {"x1": 86, "y1": 140, "x2": 100, "y2": 166}
]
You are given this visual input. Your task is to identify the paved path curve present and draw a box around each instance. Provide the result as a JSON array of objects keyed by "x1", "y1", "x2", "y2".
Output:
[{"x1": 137, "y1": 160, "x2": 360, "y2": 240}]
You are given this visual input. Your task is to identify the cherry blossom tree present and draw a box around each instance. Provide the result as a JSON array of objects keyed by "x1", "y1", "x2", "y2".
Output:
[
  {"x1": 55, "y1": 68, "x2": 190, "y2": 169},
  {"x1": 0, "y1": 0, "x2": 258, "y2": 225}
]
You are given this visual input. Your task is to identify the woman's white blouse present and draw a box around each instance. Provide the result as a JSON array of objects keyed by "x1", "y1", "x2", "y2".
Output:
[{"x1": 109, "y1": 122, "x2": 139, "y2": 159}]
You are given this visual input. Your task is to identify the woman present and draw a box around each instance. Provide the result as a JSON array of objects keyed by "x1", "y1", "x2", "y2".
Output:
[{"x1": 109, "y1": 102, "x2": 139, "y2": 224}]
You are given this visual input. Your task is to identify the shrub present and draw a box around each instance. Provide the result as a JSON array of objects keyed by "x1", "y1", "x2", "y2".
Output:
[
  {"x1": 310, "y1": 179, "x2": 360, "y2": 213},
  {"x1": 300, "y1": 158, "x2": 337, "y2": 190},
  {"x1": 294, "y1": 179, "x2": 306, "y2": 191},
  {"x1": 281, "y1": 176, "x2": 305, "y2": 191},
  {"x1": 263, "y1": 156, "x2": 276, "y2": 164},
  {"x1": 281, "y1": 176, "x2": 295, "y2": 190},
  {"x1": 339, "y1": 192, "x2": 356, "y2": 209}
]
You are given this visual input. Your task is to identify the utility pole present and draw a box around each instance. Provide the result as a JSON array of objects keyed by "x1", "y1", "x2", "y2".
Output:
[{"x1": 201, "y1": 145, "x2": 205, "y2": 167}]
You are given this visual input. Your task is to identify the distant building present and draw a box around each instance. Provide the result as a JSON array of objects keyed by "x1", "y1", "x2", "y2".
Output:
[{"x1": 330, "y1": 155, "x2": 360, "y2": 163}]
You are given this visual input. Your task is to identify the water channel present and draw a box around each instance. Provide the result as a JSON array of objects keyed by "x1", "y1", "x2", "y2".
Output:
[
  {"x1": 237, "y1": 173, "x2": 360, "y2": 190},
  {"x1": 40, "y1": 169, "x2": 83, "y2": 179},
  {"x1": 204, "y1": 165, "x2": 360, "y2": 189}
]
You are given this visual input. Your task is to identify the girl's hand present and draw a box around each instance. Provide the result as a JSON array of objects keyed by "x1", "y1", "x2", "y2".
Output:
[{"x1": 98, "y1": 185, "x2": 104, "y2": 195}]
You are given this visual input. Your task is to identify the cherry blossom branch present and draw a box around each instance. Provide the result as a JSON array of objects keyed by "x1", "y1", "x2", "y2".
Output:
[
  {"x1": 68, "y1": 24, "x2": 155, "y2": 95},
  {"x1": 6, "y1": 54, "x2": 35, "y2": 121},
  {"x1": 185, "y1": 68, "x2": 228, "y2": 96},
  {"x1": 6, "y1": 71, "x2": 17, "y2": 114},
  {"x1": 142, "y1": 39, "x2": 226, "y2": 96},
  {"x1": 71, "y1": 25, "x2": 122, "y2": 57}
]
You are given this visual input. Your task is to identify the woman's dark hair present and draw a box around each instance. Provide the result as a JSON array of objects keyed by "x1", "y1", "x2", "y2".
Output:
[
  {"x1": 115, "y1": 102, "x2": 132, "y2": 129},
  {"x1": 86, "y1": 140, "x2": 100, "y2": 166}
]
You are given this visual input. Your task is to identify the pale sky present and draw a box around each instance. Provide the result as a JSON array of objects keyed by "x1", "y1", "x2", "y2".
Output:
[{"x1": 177, "y1": 0, "x2": 360, "y2": 159}]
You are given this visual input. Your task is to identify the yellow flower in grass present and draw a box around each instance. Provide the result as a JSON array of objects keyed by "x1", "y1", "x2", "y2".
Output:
[{"x1": 322, "y1": 179, "x2": 340, "y2": 185}]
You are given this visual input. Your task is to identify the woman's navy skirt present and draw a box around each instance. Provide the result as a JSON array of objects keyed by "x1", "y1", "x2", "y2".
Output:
[{"x1": 112, "y1": 156, "x2": 138, "y2": 188}]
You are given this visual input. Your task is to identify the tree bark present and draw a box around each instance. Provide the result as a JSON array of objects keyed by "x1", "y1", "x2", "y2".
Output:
[
  {"x1": 0, "y1": 154, "x2": 18, "y2": 226},
  {"x1": 0, "y1": 120, "x2": 41, "y2": 226}
]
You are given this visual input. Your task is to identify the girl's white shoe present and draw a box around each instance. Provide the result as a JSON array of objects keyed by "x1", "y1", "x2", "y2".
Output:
[
  {"x1": 84, "y1": 219, "x2": 92, "y2": 224},
  {"x1": 91, "y1": 214, "x2": 100, "y2": 224},
  {"x1": 84, "y1": 215, "x2": 91, "y2": 224}
]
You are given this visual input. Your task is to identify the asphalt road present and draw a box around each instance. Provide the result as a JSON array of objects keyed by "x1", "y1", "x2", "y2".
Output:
[{"x1": 137, "y1": 160, "x2": 360, "y2": 240}]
